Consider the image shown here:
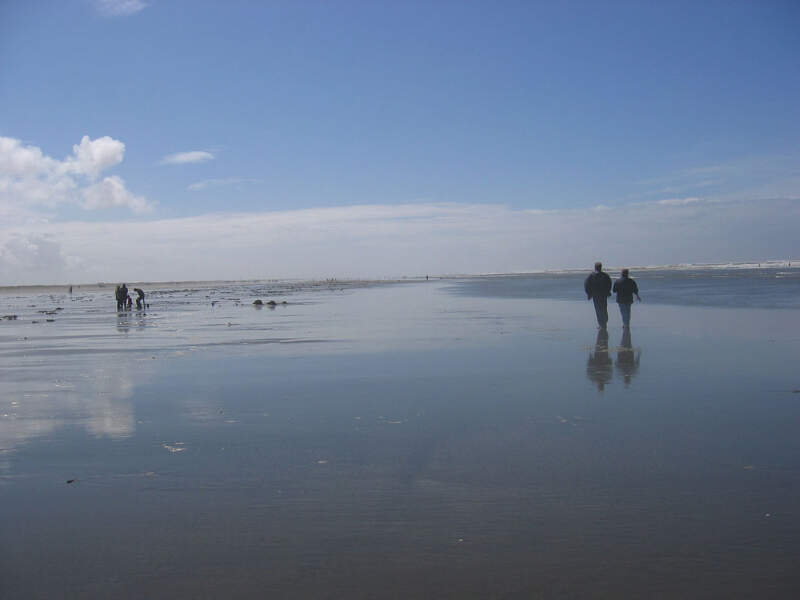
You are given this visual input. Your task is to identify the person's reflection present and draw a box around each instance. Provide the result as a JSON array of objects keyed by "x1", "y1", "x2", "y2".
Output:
[
  {"x1": 587, "y1": 328, "x2": 613, "y2": 392},
  {"x1": 615, "y1": 327, "x2": 640, "y2": 387},
  {"x1": 116, "y1": 311, "x2": 131, "y2": 333}
]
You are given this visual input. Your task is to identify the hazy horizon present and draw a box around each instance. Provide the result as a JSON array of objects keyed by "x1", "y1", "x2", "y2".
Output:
[{"x1": 0, "y1": 258, "x2": 797, "y2": 290}]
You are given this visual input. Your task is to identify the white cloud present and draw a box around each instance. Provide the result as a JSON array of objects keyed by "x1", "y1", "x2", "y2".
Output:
[
  {"x1": 66, "y1": 135, "x2": 125, "y2": 179},
  {"x1": 0, "y1": 136, "x2": 57, "y2": 177},
  {"x1": 160, "y1": 151, "x2": 215, "y2": 165},
  {"x1": 82, "y1": 176, "x2": 152, "y2": 213},
  {"x1": 1, "y1": 197, "x2": 797, "y2": 285},
  {"x1": 188, "y1": 177, "x2": 261, "y2": 191},
  {"x1": 91, "y1": 0, "x2": 148, "y2": 17},
  {"x1": 0, "y1": 234, "x2": 68, "y2": 274},
  {"x1": 0, "y1": 135, "x2": 152, "y2": 219}
]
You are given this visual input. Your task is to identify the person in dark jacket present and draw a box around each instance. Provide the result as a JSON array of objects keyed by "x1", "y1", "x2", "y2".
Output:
[
  {"x1": 134, "y1": 288, "x2": 146, "y2": 309},
  {"x1": 115, "y1": 283, "x2": 128, "y2": 311},
  {"x1": 584, "y1": 262, "x2": 612, "y2": 328},
  {"x1": 613, "y1": 268, "x2": 641, "y2": 327}
]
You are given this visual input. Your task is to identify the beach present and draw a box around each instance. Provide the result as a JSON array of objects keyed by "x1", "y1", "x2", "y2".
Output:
[{"x1": 2, "y1": 271, "x2": 800, "y2": 598}]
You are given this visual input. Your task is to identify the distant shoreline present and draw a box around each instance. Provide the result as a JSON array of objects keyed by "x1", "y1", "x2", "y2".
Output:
[
  {"x1": 450, "y1": 260, "x2": 798, "y2": 279},
  {"x1": 1, "y1": 260, "x2": 796, "y2": 291},
  {"x1": 0, "y1": 278, "x2": 419, "y2": 295}
]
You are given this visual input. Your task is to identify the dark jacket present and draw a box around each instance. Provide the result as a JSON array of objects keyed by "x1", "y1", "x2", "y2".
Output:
[
  {"x1": 613, "y1": 276, "x2": 639, "y2": 304},
  {"x1": 585, "y1": 271, "x2": 612, "y2": 299}
]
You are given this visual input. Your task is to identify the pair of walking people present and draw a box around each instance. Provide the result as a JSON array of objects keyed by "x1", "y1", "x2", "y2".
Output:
[{"x1": 584, "y1": 262, "x2": 640, "y2": 328}]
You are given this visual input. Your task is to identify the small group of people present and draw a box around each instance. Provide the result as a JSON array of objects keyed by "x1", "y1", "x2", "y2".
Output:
[
  {"x1": 115, "y1": 283, "x2": 146, "y2": 311},
  {"x1": 584, "y1": 262, "x2": 640, "y2": 329}
]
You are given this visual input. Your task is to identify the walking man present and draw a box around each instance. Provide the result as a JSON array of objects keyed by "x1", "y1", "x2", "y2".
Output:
[
  {"x1": 613, "y1": 268, "x2": 641, "y2": 328},
  {"x1": 584, "y1": 262, "x2": 612, "y2": 329}
]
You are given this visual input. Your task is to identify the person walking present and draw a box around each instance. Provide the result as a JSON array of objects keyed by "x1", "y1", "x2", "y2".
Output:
[
  {"x1": 584, "y1": 262, "x2": 612, "y2": 329},
  {"x1": 613, "y1": 268, "x2": 641, "y2": 328}
]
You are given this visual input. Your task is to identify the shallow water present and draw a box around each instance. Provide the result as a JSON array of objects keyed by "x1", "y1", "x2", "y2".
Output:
[{"x1": 1, "y1": 278, "x2": 799, "y2": 598}]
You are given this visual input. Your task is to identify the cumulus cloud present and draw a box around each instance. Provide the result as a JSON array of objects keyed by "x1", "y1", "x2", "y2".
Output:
[
  {"x1": 66, "y1": 135, "x2": 125, "y2": 178},
  {"x1": 160, "y1": 151, "x2": 215, "y2": 165},
  {"x1": 1, "y1": 197, "x2": 797, "y2": 285},
  {"x1": 0, "y1": 136, "x2": 56, "y2": 177},
  {"x1": 187, "y1": 177, "x2": 261, "y2": 191},
  {"x1": 0, "y1": 135, "x2": 152, "y2": 219},
  {"x1": 91, "y1": 0, "x2": 148, "y2": 17},
  {"x1": 82, "y1": 176, "x2": 151, "y2": 213}
]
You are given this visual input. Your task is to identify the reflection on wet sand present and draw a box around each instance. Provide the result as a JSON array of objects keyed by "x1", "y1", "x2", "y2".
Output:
[
  {"x1": 587, "y1": 327, "x2": 642, "y2": 390},
  {"x1": 0, "y1": 357, "x2": 150, "y2": 469},
  {"x1": 116, "y1": 310, "x2": 149, "y2": 333},
  {"x1": 587, "y1": 328, "x2": 612, "y2": 392},
  {"x1": 616, "y1": 327, "x2": 640, "y2": 386}
]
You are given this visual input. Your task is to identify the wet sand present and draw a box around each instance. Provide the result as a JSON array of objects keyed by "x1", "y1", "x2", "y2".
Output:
[{"x1": 2, "y1": 280, "x2": 800, "y2": 598}]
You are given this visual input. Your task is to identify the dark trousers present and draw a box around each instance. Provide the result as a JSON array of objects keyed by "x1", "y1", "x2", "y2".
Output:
[
  {"x1": 619, "y1": 302, "x2": 632, "y2": 326},
  {"x1": 592, "y1": 296, "x2": 608, "y2": 327}
]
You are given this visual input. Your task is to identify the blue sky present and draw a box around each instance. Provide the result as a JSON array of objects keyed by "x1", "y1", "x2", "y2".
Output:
[{"x1": 1, "y1": 1, "x2": 798, "y2": 283}]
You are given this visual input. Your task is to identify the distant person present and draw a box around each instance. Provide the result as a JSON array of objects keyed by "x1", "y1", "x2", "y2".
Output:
[
  {"x1": 586, "y1": 328, "x2": 613, "y2": 392},
  {"x1": 126, "y1": 295, "x2": 133, "y2": 310},
  {"x1": 115, "y1": 283, "x2": 128, "y2": 311},
  {"x1": 584, "y1": 262, "x2": 612, "y2": 329},
  {"x1": 613, "y1": 269, "x2": 641, "y2": 328},
  {"x1": 134, "y1": 288, "x2": 145, "y2": 309}
]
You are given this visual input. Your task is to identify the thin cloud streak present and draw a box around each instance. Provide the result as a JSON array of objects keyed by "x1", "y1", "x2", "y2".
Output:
[
  {"x1": 627, "y1": 154, "x2": 800, "y2": 203},
  {"x1": 188, "y1": 178, "x2": 262, "y2": 191},
  {"x1": 91, "y1": 0, "x2": 149, "y2": 17},
  {"x1": 160, "y1": 151, "x2": 215, "y2": 165}
]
